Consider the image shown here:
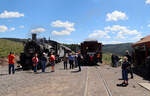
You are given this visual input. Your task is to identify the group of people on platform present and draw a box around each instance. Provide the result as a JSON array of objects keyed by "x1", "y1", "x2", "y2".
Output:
[
  {"x1": 64, "y1": 52, "x2": 82, "y2": 71},
  {"x1": 8, "y1": 51, "x2": 82, "y2": 74},
  {"x1": 32, "y1": 52, "x2": 56, "y2": 73},
  {"x1": 8, "y1": 52, "x2": 56, "y2": 74}
]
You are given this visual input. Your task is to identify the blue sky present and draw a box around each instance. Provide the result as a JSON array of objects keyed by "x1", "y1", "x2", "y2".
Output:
[{"x1": 0, "y1": 0, "x2": 150, "y2": 44}]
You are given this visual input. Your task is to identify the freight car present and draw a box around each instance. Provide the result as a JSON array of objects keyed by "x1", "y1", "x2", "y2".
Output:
[
  {"x1": 80, "y1": 40, "x2": 102, "y2": 65},
  {"x1": 20, "y1": 33, "x2": 71, "y2": 70}
]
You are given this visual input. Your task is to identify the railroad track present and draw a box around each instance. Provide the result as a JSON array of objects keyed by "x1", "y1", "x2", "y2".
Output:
[
  {"x1": 83, "y1": 66, "x2": 88, "y2": 96},
  {"x1": 83, "y1": 66, "x2": 112, "y2": 96},
  {"x1": 95, "y1": 66, "x2": 112, "y2": 96}
]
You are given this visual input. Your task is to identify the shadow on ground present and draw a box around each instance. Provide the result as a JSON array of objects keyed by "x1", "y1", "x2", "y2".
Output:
[
  {"x1": 71, "y1": 70, "x2": 81, "y2": 73},
  {"x1": 0, "y1": 73, "x2": 8, "y2": 76}
]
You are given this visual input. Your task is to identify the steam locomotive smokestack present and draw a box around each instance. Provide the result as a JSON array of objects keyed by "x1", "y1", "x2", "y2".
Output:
[{"x1": 32, "y1": 33, "x2": 37, "y2": 41}]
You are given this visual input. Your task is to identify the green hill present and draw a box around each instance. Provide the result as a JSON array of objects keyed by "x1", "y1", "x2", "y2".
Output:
[
  {"x1": 0, "y1": 38, "x2": 133, "y2": 57},
  {"x1": 0, "y1": 39, "x2": 24, "y2": 57},
  {"x1": 1, "y1": 38, "x2": 27, "y2": 43},
  {"x1": 103, "y1": 43, "x2": 133, "y2": 56}
]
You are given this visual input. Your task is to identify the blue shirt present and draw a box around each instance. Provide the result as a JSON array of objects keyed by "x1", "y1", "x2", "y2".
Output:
[
  {"x1": 68, "y1": 55, "x2": 74, "y2": 61},
  {"x1": 122, "y1": 61, "x2": 129, "y2": 70}
]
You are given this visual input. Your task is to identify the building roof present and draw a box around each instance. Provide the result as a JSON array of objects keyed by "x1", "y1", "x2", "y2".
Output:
[{"x1": 132, "y1": 35, "x2": 150, "y2": 47}]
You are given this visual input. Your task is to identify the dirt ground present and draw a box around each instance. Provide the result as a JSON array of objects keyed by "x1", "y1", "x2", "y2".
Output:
[{"x1": 0, "y1": 62, "x2": 150, "y2": 96}]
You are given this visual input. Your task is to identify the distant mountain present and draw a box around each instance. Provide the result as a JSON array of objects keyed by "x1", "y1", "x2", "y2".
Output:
[
  {"x1": 1, "y1": 38, "x2": 133, "y2": 56},
  {"x1": 103, "y1": 43, "x2": 133, "y2": 56}
]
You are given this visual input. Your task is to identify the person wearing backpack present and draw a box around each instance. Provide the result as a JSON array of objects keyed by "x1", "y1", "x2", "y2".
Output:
[{"x1": 49, "y1": 52, "x2": 55, "y2": 72}]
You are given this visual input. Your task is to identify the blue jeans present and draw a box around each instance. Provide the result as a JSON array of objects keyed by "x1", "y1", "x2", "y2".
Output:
[
  {"x1": 34, "y1": 64, "x2": 38, "y2": 72},
  {"x1": 64, "y1": 61, "x2": 67, "y2": 69},
  {"x1": 9, "y1": 64, "x2": 15, "y2": 74},
  {"x1": 122, "y1": 70, "x2": 128, "y2": 81},
  {"x1": 41, "y1": 61, "x2": 46, "y2": 72}
]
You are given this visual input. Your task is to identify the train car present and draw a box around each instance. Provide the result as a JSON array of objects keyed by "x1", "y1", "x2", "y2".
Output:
[
  {"x1": 48, "y1": 40, "x2": 71, "y2": 62},
  {"x1": 132, "y1": 35, "x2": 150, "y2": 78},
  {"x1": 80, "y1": 40, "x2": 102, "y2": 65}
]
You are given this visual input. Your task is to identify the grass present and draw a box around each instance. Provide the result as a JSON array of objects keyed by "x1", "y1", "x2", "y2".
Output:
[
  {"x1": 102, "y1": 52, "x2": 112, "y2": 65},
  {"x1": 102, "y1": 52, "x2": 123, "y2": 67},
  {"x1": 0, "y1": 39, "x2": 24, "y2": 58}
]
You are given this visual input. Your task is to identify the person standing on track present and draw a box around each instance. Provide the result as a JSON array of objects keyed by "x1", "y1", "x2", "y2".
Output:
[
  {"x1": 121, "y1": 56, "x2": 129, "y2": 86},
  {"x1": 41, "y1": 52, "x2": 47, "y2": 72},
  {"x1": 49, "y1": 52, "x2": 55, "y2": 72},
  {"x1": 32, "y1": 53, "x2": 39, "y2": 73},
  {"x1": 8, "y1": 52, "x2": 15, "y2": 74},
  {"x1": 125, "y1": 50, "x2": 133, "y2": 79}
]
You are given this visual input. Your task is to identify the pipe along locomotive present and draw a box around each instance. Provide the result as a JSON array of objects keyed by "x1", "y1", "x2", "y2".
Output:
[
  {"x1": 19, "y1": 34, "x2": 71, "y2": 70},
  {"x1": 80, "y1": 40, "x2": 102, "y2": 65}
]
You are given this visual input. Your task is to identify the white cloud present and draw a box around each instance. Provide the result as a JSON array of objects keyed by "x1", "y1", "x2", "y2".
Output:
[
  {"x1": 88, "y1": 25, "x2": 141, "y2": 41},
  {"x1": 146, "y1": 0, "x2": 150, "y2": 4},
  {"x1": 106, "y1": 25, "x2": 139, "y2": 36},
  {"x1": 103, "y1": 41, "x2": 123, "y2": 44},
  {"x1": 107, "y1": 25, "x2": 141, "y2": 39},
  {"x1": 88, "y1": 30, "x2": 111, "y2": 39},
  {"x1": 0, "y1": 10, "x2": 24, "y2": 18},
  {"x1": 52, "y1": 30, "x2": 71, "y2": 35},
  {"x1": 131, "y1": 34, "x2": 142, "y2": 41},
  {"x1": 0, "y1": 25, "x2": 8, "y2": 32},
  {"x1": 19, "y1": 25, "x2": 24, "y2": 28},
  {"x1": 51, "y1": 20, "x2": 75, "y2": 35},
  {"x1": 116, "y1": 33, "x2": 125, "y2": 39},
  {"x1": 9, "y1": 27, "x2": 15, "y2": 31},
  {"x1": 106, "y1": 11, "x2": 128, "y2": 21},
  {"x1": 31, "y1": 27, "x2": 46, "y2": 33},
  {"x1": 147, "y1": 24, "x2": 150, "y2": 27}
]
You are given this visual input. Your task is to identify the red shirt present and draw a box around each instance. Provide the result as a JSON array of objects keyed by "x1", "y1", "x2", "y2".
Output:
[
  {"x1": 49, "y1": 55, "x2": 55, "y2": 62},
  {"x1": 8, "y1": 54, "x2": 15, "y2": 64},
  {"x1": 32, "y1": 56, "x2": 38, "y2": 66}
]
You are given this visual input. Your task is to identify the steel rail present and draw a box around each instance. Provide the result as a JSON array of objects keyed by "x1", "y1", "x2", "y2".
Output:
[{"x1": 95, "y1": 66, "x2": 113, "y2": 96}]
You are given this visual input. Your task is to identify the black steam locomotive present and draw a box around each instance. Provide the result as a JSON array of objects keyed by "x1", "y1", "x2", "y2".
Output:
[
  {"x1": 20, "y1": 34, "x2": 71, "y2": 70},
  {"x1": 80, "y1": 40, "x2": 102, "y2": 65}
]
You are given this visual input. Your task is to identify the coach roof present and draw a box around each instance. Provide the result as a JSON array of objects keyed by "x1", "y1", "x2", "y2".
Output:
[{"x1": 132, "y1": 35, "x2": 150, "y2": 47}]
